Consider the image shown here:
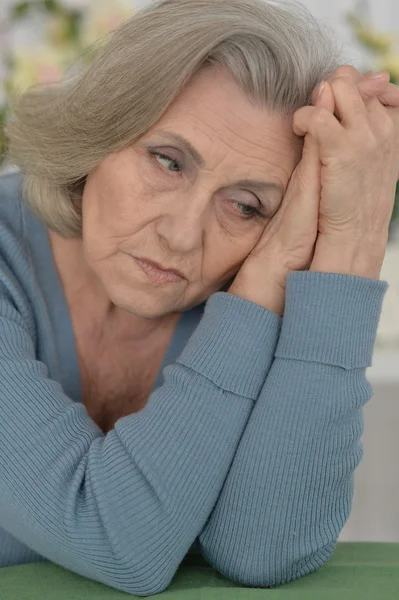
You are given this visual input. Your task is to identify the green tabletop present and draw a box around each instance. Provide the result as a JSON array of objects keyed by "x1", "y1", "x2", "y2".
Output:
[{"x1": 2, "y1": 543, "x2": 399, "y2": 599}]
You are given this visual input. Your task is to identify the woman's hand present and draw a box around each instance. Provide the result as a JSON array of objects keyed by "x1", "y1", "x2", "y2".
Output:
[
  {"x1": 294, "y1": 67, "x2": 399, "y2": 280},
  {"x1": 228, "y1": 105, "x2": 323, "y2": 314},
  {"x1": 229, "y1": 66, "x2": 399, "y2": 313}
]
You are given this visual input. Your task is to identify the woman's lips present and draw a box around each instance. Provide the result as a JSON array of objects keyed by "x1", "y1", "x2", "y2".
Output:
[{"x1": 133, "y1": 257, "x2": 184, "y2": 285}]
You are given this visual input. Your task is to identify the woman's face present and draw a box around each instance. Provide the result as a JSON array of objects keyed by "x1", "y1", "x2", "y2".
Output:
[{"x1": 82, "y1": 67, "x2": 302, "y2": 318}]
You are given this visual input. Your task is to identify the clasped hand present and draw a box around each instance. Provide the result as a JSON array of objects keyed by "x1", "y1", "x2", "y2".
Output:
[
  {"x1": 229, "y1": 66, "x2": 399, "y2": 312},
  {"x1": 296, "y1": 67, "x2": 399, "y2": 266}
]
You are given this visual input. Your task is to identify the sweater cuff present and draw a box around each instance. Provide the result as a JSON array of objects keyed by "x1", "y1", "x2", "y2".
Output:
[
  {"x1": 177, "y1": 292, "x2": 281, "y2": 399},
  {"x1": 275, "y1": 271, "x2": 389, "y2": 369}
]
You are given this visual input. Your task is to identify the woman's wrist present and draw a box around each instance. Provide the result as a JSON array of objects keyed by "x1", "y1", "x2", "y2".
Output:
[
  {"x1": 228, "y1": 282, "x2": 285, "y2": 316},
  {"x1": 227, "y1": 267, "x2": 287, "y2": 316},
  {"x1": 309, "y1": 236, "x2": 386, "y2": 280}
]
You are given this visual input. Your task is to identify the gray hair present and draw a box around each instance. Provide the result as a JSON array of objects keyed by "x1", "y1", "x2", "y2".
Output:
[{"x1": 5, "y1": 0, "x2": 345, "y2": 237}]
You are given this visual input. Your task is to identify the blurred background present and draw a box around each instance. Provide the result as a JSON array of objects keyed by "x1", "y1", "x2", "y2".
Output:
[{"x1": 0, "y1": 0, "x2": 398, "y2": 542}]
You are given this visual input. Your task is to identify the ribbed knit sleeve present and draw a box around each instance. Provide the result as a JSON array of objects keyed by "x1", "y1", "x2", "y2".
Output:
[
  {"x1": 197, "y1": 270, "x2": 388, "y2": 588},
  {"x1": 0, "y1": 250, "x2": 282, "y2": 596}
]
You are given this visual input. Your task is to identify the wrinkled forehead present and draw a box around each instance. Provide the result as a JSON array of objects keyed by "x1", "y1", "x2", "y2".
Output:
[{"x1": 145, "y1": 69, "x2": 302, "y2": 187}]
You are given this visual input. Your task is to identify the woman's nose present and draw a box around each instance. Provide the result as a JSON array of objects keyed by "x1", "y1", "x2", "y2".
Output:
[{"x1": 155, "y1": 202, "x2": 207, "y2": 254}]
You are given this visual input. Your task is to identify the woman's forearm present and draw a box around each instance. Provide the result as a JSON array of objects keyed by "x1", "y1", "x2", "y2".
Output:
[
  {"x1": 0, "y1": 275, "x2": 283, "y2": 594},
  {"x1": 197, "y1": 270, "x2": 388, "y2": 588}
]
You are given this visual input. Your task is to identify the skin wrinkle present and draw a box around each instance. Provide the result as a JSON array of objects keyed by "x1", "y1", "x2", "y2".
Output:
[
  {"x1": 214, "y1": 117, "x2": 292, "y2": 165},
  {"x1": 148, "y1": 130, "x2": 287, "y2": 216},
  {"x1": 46, "y1": 66, "x2": 303, "y2": 430},
  {"x1": 186, "y1": 98, "x2": 296, "y2": 163},
  {"x1": 162, "y1": 111, "x2": 292, "y2": 183},
  {"x1": 50, "y1": 68, "x2": 300, "y2": 343}
]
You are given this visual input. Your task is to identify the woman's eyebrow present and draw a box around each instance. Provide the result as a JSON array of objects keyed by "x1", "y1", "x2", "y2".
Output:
[
  {"x1": 156, "y1": 130, "x2": 206, "y2": 167},
  {"x1": 155, "y1": 130, "x2": 283, "y2": 193},
  {"x1": 232, "y1": 179, "x2": 283, "y2": 194}
]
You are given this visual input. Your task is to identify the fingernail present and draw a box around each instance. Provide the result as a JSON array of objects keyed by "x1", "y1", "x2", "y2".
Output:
[
  {"x1": 370, "y1": 71, "x2": 389, "y2": 80},
  {"x1": 317, "y1": 82, "x2": 325, "y2": 101}
]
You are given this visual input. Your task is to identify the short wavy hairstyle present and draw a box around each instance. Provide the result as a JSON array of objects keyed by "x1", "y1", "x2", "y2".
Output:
[{"x1": 5, "y1": 0, "x2": 344, "y2": 237}]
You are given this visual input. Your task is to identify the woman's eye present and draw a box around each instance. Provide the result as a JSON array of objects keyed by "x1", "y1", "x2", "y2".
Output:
[
  {"x1": 231, "y1": 200, "x2": 266, "y2": 220},
  {"x1": 150, "y1": 151, "x2": 182, "y2": 173}
]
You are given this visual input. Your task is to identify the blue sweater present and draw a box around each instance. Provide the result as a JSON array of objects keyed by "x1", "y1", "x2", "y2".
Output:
[{"x1": 0, "y1": 172, "x2": 388, "y2": 595}]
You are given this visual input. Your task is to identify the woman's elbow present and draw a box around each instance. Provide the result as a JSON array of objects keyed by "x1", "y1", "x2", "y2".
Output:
[
  {"x1": 91, "y1": 568, "x2": 175, "y2": 597},
  {"x1": 68, "y1": 553, "x2": 178, "y2": 597},
  {"x1": 201, "y1": 541, "x2": 336, "y2": 589}
]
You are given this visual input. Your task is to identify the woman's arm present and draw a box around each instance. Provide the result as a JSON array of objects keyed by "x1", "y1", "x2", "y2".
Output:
[
  {"x1": 197, "y1": 268, "x2": 387, "y2": 587},
  {"x1": 196, "y1": 67, "x2": 396, "y2": 587},
  {"x1": 0, "y1": 250, "x2": 282, "y2": 596}
]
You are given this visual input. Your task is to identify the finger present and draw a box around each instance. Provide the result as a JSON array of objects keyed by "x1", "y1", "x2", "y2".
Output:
[
  {"x1": 343, "y1": 74, "x2": 399, "y2": 109},
  {"x1": 299, "y1": 80, "x2": 323, "y2": 201},
  {"x1": 311, "y1": 66, "x2": 362, "y2": 107},
  {"x1": 311, "y1": 81, "x2": 335, "y2": 113},
  {"x1": 284, "y1": 87, "x2": 324, "y2": 225},
  {"x1": 286, "y1": 133, "x2": 321, "y2": 215},
  {"x1": 329, "y1": 75, "x2": 369, "y2": 128},
  {"x1": 367, "y1": 96, "x2": 399, "y2": 136},
  {"x1": 293, "y1": 105, "x2": 344, "y2": 154},
  {"x1": 332, "y1": 72, "x2": 399, "y2": 112},
  {"x1": 340, "y1": 77, "x2": 399, "y2": 111},
  {"x1": 359, "y1": 74, "x2": 399, "y2": 130},
  {"x1": 328, "y1": 64, "x2": 363, "y2": 83},
  {"x1": 358, "y1": 80, "x2": 399, "y2": 108},
  {"x1": 311, "y1": 70, "x2": 395, "y2": 117},
  {"x1": 294, "y1": 99, "x2": 323, "y2": 214},
  {"x1": 361, "y1": 79, "x2": 399, "y2": 130},
  {"x1": 366, "y1": 100, "x2": 399, "y2": 182},
  {"x1": 363, "y1": 70, "x2": 389, "y2": 80}
]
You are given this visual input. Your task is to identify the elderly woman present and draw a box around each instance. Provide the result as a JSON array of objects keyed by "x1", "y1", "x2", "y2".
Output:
[{"x1": 0, "y1": 0, "x2": 398, "y2": 594}]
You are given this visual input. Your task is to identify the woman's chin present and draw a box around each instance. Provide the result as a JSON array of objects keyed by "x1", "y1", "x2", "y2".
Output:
[
  {"x1": 104, "y1": 269, "x2": 226, "y2": 318},
  {"x1": 105, "y1": 282, "x2": 185, "y2": 318}
]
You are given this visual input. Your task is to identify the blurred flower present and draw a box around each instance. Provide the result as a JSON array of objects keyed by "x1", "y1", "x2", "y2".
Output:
[
  {"x1": 0, "y1": 0, "x2": 137, "y2": 166},
  {"x1": 0, "y1": 110, "x2": 5, "y2": 160},
  {"x1": 376, "y1": 55, "x2": 399, "y2": 83},
  {"x1": 0, "y1": 2, "x2": 135, "y2": 113},
  {"x1": 58, "y1": 0, "x2": 91, "y2": 9},
  {"x1": 80, "y1": 0, "x2": 134, "y2": 46},
  {"x1": 46, "y1": 14, "x2": 76, "y2": 48},
  {"x1": 6, "y1": 46, "x2": 75, "y2": 96},
  {"x1": 46, "y1": 11, "x2": 77, "y2": 47},
  {"x1": 347, "y1": 14, "x2": 396, "y2": 54}
]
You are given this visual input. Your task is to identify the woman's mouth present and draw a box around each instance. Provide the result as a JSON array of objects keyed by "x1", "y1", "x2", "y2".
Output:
[{"x1": 133, "y1": 257, "x2": 185, "y2": 285}]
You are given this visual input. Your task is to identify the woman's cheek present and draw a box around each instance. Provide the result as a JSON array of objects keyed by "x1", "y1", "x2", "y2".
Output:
[{"x1": 206, "y1": 226, "x2": 258, "y2": 282}]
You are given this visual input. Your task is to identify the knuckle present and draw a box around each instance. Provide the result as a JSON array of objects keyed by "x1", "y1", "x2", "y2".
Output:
[
  {"x1": 331, "y1": 78, "x2": 365, "y2": 112},
  {"x1": 361, "y1": 130, "x2": 379, "y2": 152},
  {"x1": 330, "y1": 77, "x2": 353, "y2": 99},
  {"x1": 379, "y1": 115, "x2": 396, "y2": 139},
  {"x1": 336, "y1": 147, "x2": 356, "y2": 167},
  {"x1": 293, "y1": 105, "x2": 309, "y2": 124},
  {"x1": 328, "y1": 65, "x2": 360, "y2": 83},
  {"x1": 310, "y1": 107, "x2": 331, "y2": 128},
  {"x1": 331, "y1": 74, "x2": 353, "y2": 88},
  {"x1": 330, "y1": 76, "x2": 346, "y2": 91}
]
